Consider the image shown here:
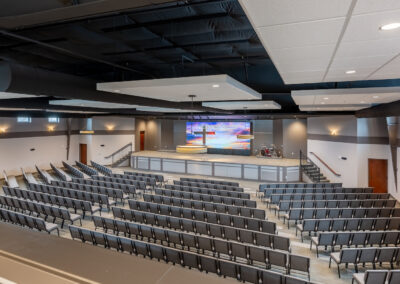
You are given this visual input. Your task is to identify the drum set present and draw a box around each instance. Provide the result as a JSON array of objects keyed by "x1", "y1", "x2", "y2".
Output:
[{"x1": 256, "y1": 144, "x2": 283, "y2": 159}]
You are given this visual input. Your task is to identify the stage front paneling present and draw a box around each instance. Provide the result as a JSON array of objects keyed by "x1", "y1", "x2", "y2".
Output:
[{"x1": 132, "y1": 152, "x2": 300, "y2": 182}]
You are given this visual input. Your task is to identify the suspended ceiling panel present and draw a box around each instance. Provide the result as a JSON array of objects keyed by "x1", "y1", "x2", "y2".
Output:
[
  {"x1": 0, "y1": 92, "x2": 41, "y2": 99},
  {"x1": 202, "y1": 101, "x2": 281, "y2": 110},
  {"x1": 50, "y1": 100, "x2": 202, "y2": 113},
  {"x1": 97, "y1": 75, "x2": 262, "y2": 102},
  {"x1": 292, "y1": 86, "x2": 400, "y2": 111},
  {"x1": 239, "y1": 0, "x2": 400, "y2": 84}
]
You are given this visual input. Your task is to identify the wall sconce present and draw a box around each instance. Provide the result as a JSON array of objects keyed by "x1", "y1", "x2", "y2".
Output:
[
  {"x1": 330, "y1": 129, "x2": 338, "y2": 136},
  {"x1": 0, "y1": 127, "x2": 8, "y2": 134},
  {"x1": 105, "y1": 124, "x2": 115, "y2": 131},
  {"x1": 47, "y1": 125, "x2": 56, "y2": 132}
]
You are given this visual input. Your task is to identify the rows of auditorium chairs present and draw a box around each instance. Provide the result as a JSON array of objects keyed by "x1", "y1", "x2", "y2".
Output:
[
  {"x1": 296, "y1": 218, "x2": 400, "y2": 241},
  {"x1": 311, "y1": 231, "x2": 400, "y2": 257},
  {"x1": 76, "y1": 160, "x2": 98, "y2": 176},
  {"x1": 0, "y1": 208, "x2": 59, "y2": 235},
  {"x1": 51, "y1": 180, "x2": 132, "y2": 202},
  {"x1": 143, "y1": 194, "x2": 266, "y2": 219},
  {"x1": 29, "y1": 183, "x2": 116, "y2": 211},
  {"x1": 180, "y1": 177, "x2": 239, "y2": 187},
  {"x1": 91, "y1": 160, "x2": 113, "y2": 175},
  {"x1": 92, "y1": 174, "x2": 156, "y2": 188},
  {"x1": 111, "y1": 207, "x2": 288, "y2": 251},
  {"x1": 329, "y1": 247, "x2": 400, "y2": 277},
  {"x1": 275, "y1": 199, "x2": 397, "y2": 217},
  {"x1": 174, "y1": 180, "x2": 243, "y2": 192},
  {"x1": 52, "y1": 179, "x2": 137, "y2": 202},
  {"x1": 69, "y1": 225, "x2": 315, "y2": 284},
  {"x1": 3, "y1": 186, "x2": 100, "y2": 217},
  {"x1": 127, "y1": 200, "x2": 276, "y2": 234},
  {"x1": 0, "y1": 194, "x2": 81, "y2": 228},
  {"x1": 63, "y1": 161, "x2": 85, "y2": 178},
  {"x1": 165, "y1": 184, "x2": 250, "y2": 199},
  {"x1": 72, "y1": 177, "x2": 147, "y2": 191},
  {"x1": 283, "y1": 207, "x2": 400, "y2": 228},
  {"x1": 91, "y1": 215, "x2": 304, "y2": 276},
  {"x1": 124, "y1": 171, "x2": 164, "y2": 184},
  {"x1": 352, "y1": 270, "x2": 399, "y2": 284},
  {"x1": 155, "y1": 188, "x2": 256, "y2": 207}
]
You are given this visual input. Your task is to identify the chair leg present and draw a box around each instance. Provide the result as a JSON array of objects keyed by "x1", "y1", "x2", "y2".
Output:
[
  {"x1": 329, "y1": 257, "x2": 332, "y2": 268},
  {"x1": 337, "y1": 264, "x2": 341, "y2": 278}
]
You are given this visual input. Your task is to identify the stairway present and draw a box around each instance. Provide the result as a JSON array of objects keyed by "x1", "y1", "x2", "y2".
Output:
[
  {"x1": 111, "y1": 151, "x2": 133, "y2": 167},
  {"x1": 302, "y1": 163, "x2": 330, "y2": 183}
]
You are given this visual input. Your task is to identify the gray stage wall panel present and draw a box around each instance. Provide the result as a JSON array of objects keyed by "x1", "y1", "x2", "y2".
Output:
[
  {"x1": 163, "y1": 159, "x2": 186, "y2": 173},
  {"x1": 214, "y1": 163, "x2": 242, "y2": 179},
  {"x1": 150, "y1": 158, "x2": 161, "y2": 171},
  {"x1": 187, "y1": 161, "x2": 212, "y2": 176},
  {"x1": 286, "y1": 166, "x2": 300, "y2": 182},
  {"x1": 131, "y1": 155, "x2": 299, "y2": 182},
  {"x1": 243, "y1": 165, "x2": 258, "y2": 180}
]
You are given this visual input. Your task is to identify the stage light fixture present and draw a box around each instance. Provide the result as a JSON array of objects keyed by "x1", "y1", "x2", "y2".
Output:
[
  {"x1": 345, "y1": 70, "x2": 356, "y2": 74},
  {"x1": 212, "y1": 84, "x2": 220, "y2": 88}
]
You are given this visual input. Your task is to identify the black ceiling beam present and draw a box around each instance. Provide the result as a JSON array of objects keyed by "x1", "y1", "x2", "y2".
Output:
[
  {"x1": 0, "y1": 29, "x2": 155, "y2": 78},
  {"x1": 102, "y1": 12, "x2": 230, "y2": 33},
  {"x1": 101, "y1": 38, "x2": 260, "y2": 56},
  {"x1": 355, "y1": 100, "x2": 400, "y2": 118}
]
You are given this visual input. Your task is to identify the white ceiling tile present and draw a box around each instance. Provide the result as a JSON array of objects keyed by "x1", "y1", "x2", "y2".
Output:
[
  {"x1": 202, "y1": 101, "x2": 281, "y2": 110},
  {"x1": 239, "y1": 0, "x2": 351, "y2": 27},
  {"x1": 97, "y1": 75, "x2": 261, "y2": 102},
  {"x1": 292, "y1": 87, "x2": 400, "y2": 109},
  {"x1": 49, "y1": 100, "x2": 203, "y2": 113},
  {"x1": 257, "y1": 18, "x2": 345, "y2": 49},
  {"x1": 335, "y1": 39, "x2": 400, "y2": 58},
  {"x1": 342, "y1": 9, "x2": 400, "y2": 43},
  {"x1": 331, "y1": 55, "x2": 394, "y2": 70},
  {"x1": 300, "y1": 105, "x2": 369, "y2": 111},
  {"x1": 280, "y1": 71, "x2": 326, "y2": 84},
  {"x1": 353, "y1": 0, "x2": 400, "y2": 15},
  {"x1": 0, "y1": 92, "x2": 41, "y2": 99},
  {"x1": 368, "y1": 54, "x2": 400, "y2": 79}
]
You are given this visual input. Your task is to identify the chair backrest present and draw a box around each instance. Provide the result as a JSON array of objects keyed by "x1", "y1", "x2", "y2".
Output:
[
  {"x1": 340, "y1": 249, "x2": 358, "y2": 263},
  {"x1": 364, "y1": 270, "x2": 388, "y2": 284},
  {"x1": 388, "y1": 270, "x2": 400, "y2": 284}
]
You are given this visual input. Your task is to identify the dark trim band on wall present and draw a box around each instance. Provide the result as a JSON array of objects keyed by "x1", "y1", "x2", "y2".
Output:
[
  {"x1": 308, "y1": 134, "x2": 389, "y2": 145},
  {"x1": 0, "y1": 129, "x2": 135, "y2": 139}
]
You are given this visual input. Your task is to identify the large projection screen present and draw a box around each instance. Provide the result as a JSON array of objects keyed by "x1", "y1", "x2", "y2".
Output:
[{"x1": 186, "y1": 121, "x2": 251, "y2": 150}]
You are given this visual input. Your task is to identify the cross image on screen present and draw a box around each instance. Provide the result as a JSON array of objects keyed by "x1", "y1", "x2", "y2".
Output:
[{"x1": 186, "y1": 122, "x2": 251, "y2": 150}]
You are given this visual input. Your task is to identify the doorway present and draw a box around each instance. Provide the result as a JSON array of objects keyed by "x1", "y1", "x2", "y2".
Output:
[
  {"x1": 368, "y1": 159, "x2": 388, "y2": 193},
  {"x1": 79, "y1": 144, "x2": 87, "y2": 165},
  {"x1": 140, "y1": 131, "x2": 145, "y2": 151}
]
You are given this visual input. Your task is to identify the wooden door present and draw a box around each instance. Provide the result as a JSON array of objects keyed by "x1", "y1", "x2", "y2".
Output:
[
  {"x1": 79, "y1": 144, "x2": 87, "y2": 165},
  {"x1": 368, "y1": 159, "x2": 388, "y2": 193},
  {"x1": 140, "y1": 131, "x2": 145, "y2": 151}
]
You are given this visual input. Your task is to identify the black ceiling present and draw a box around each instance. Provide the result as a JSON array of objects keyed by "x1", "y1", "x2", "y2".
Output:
[{"x1": 1, "y1": 0, "x2": 400, "y2": 118}]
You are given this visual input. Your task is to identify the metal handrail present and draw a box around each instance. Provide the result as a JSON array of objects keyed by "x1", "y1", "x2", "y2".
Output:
[
  {"x1": 310, "y1": 152, "x2": 341, "y2": 177},
  {"x1": 300, "y1": 150, "x2": 321, "y2": 182},
  {"x1": 104, "y1": 143, "x2": 132, "y2": 159}
]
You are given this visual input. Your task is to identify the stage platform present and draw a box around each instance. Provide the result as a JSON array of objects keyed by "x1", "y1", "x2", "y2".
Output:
[{"x1": 131, "y1": 151, "x2": 300, "y2": 182}]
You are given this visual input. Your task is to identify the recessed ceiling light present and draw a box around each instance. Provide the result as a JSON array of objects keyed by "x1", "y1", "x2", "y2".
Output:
[
  {"x1": 373, "y1": 95, "x2": 379, "y2": 99},
  {"x1": 345, "y1": 70, "x2": 356, "y2": 74},
  {"x1": 212, "y1": 84, "x2": 220, "y2": 88},
  {"x1": 360, "y1": 101, "x2": 366, "y2": 103},
  {"x1": 321, "y1": 102, "x2": 325, "y2": 105},
  {"x1": 323, "y1": 97, "x2": 329, "y2": 100},
  {"x1": 114, "y1": 90, "x2": 121, "y2": 93},
  {"x1": 380, "y1": 23, "x2": 400, "y2": 31}
]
